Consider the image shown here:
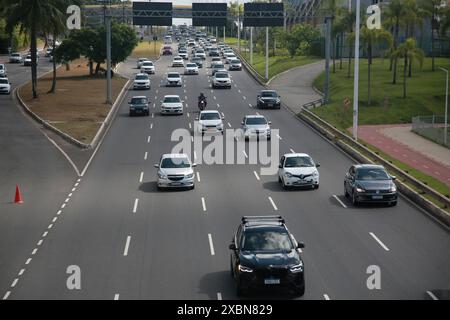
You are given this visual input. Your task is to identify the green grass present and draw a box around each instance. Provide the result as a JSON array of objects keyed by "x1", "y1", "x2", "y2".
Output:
[{"x1": 313, "y1": 57, "x2": 450, "y2": 130}]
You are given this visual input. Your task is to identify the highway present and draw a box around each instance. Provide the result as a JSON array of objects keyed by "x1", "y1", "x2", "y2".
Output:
[{"x1": 2, "y1": 44, "x2": 450, "y2": 300}]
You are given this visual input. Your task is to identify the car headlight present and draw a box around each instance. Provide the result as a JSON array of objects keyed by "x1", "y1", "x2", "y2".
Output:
[
  {"x1": 285, "y1": 172, "x2": 293, "y2": 178},
  {"x1": 312, "y1": 171, "x2": 319, "y2": 177},
  {"x1": 185, "y1": 173, "x2": 194, "y2": 179},
  {"x1": 238, "y1": 265, "x2": 253, "y2": 273},
  {"x1": 290, "y1": 262, "x2": 303, "y2": 273},
  {"x1": 158, "y1": 172, "x2": 167, "y2": 179},
  {"x1": 390, "y1": 185, "x2": 397, "y2": 192},
  {"x1": 356, "y1": 186, "x2": 366, "y2": 193}
]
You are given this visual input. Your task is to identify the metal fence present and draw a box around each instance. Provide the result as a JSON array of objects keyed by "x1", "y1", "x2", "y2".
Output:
[{"x1": 412, "y1": 115, "x2": 450, "y2": 148}]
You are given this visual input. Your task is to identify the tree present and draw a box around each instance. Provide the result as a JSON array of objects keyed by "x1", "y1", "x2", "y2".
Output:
[
  {"x1": 2, "y1": 0, "x2": 65, "y2": 98},
  {"x1": 340, "y1": 10, "x2": 356, "y2": 78},
  {"x1": 393, "y1": 38, "x2": 424, "y2": 99},
  {"x1": 321, "y1": 0, "x2": 345, "y2": 73},
  {"x1": 360, "y1": 27, "x2": 393, "y2": 105},
  {"x1": 54, "y1": 37, "x2": 81, "y2": 71},
  {"x1": 280, "y1": 24, "x2": 320, "y2": 58}
]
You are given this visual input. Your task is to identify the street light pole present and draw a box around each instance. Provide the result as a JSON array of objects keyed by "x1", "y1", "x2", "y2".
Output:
[
  {"x1": 352, "y1": 0, "x2": 360, "y2": 141},
  {"x1": 106, "y1": 15, "x2": 112, "y2": 105},
  {"x1": 237, "y1": 0, "x2": 240, "y2": 53},
  {"x1": 439, "y1": 67, "x2": 449, "y2": 145},
  {"x1": 324, "y1": 16, "x2": 331, "y2": 104},
  {"x1": 250, "y1": 27, "x2": 253, "y2": 65},
  {"x1": 265, "y1": 26, "x2": 269, "y2": 80}
]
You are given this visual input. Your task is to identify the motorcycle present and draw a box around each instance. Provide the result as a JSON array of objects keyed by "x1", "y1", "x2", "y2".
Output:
[{"x1": 198, "y1": 99, "x2": 207, "y2": 111}]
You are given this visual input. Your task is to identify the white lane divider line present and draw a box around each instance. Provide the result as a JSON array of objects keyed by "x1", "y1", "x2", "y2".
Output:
[
  {"x1": 68, "y1": 193, "x2": 73, "y2": 198},
  {"x1": 277, "y1": 134, "x2": 282, "y2": 140},
  {"x1": 77, "y1": 178, "x2": 81, "y2": 183},
  {"x1": 268, "y1": 197, "x2": 278, "y2": 211},
  {"x1": 3, "y1": 291, "x2": 11, "y2": 300},
  {"x1": 217, "y1": 103, "x2": 220, "y2": 108},
  {"x1": 213, "y1": 96, "x2": 216, "y2": 100},
  {"x1": 31, "y1": 248, "x2": 38, "y2": 255},
  {"x1": 256, "y1": 112, "x2": 260, "y2": 116},
  {"x1": 74, "y1": 182, "x2": 79, "y2": 187},
  {"x1": 243, "y1": 96, "x2": 247, "y2": 100},
  {"x1": 238, "y1": 89, "x2": 241, "y2": 93},
  {"x1": 114, "y1": 294, "x2": 120, "y2": 300},
  {"x1": 42, "y1": 231, "x2": 48, "y2": 238},
  {"x1": 189, "y1": 123, "x2": 192, "y2": 129},
  {"x1": 191, "y1": 136, "x2": 194, "y2": 143},
  {"x1": 153, "y1": 103, "x2": 156, "y2": 108},
  {"x1": 61, "y1": 203, "x2": 66, "y2": 209},
  {"x1": 18, "y1": 269, "x2": 25, "y2": 276},
  {"x1": 154, "y1": 96, "x2": 157, "y2": 100},
  {"x1": 253, "y1": 171, "x2": 260, "y2": 181},
  {"x1": 194, "y1": 151, "x2": 197, "y2": 160},
  {"x1": 323, "y1": 294, "x2": 331, "y2": 300},
  {"x1": 147, "y1": 136, "x2": 151, "y2": 143},
  {"x1": 133, "y1": 198, "x2": 139, "y2": 213},
  {"x1": 217, "y1": 292, "x2": 222, "y2": 300},
  {"x1": 369, "y1": 232, "x2": 390, "y2": 251},
  {"x1": 427, "y1": 291, "x2": 439, "y2": 300},
  {"x1": 144, "y1": 152, "x2": 148, "y2": 160},
  {"x1": 139, "y1": 172, "x2": 144, "y2": 183},
  {"x1": 249, "y1": 103, "x2": 253, "y2": 108},
  {"x1": 25, "y1": 258, "x2": 32, "y2": 265},
  {"x1": 197, "y1": 172, "x2": 201, "y2": 182},
  {"x1": 201, "y1": 197, "x2": 207, "y2": 212},
  {"x1": 48, "y1": 224, "x2": 53, "y2": 229},
  {"x1": 333, "y1": 195, "x2": 347, "y2": 208},
  {"x1": 52, "y1": 217, "x2": 58, "y2": 223},
  {"x1": 242, "y1": 150, "x2": 248, "y2": 158},
  {"x1": 208, "y1": 234, "x2": 215, "y2": 256},
  {"x1": 187, "y1": 112, "x2": 190, "y2": 118},
  {"x1": 71, "y1": 188, "x2": 76, "y2": 192},
  {"x1": 151, "y1": 113, "x2": 154, "y2": 118},
  {"x1": 56, "y1": 210, "x2": 62, "y2": 216},
  {"x1": 11, "y1": 279, "x2": 18, "y2": 288},
  {"x1": 150, "y1": 123, "x2": 153, "y2": 130},
  {"x1": 123, "y1": 236, "x2": 131, "y2": 256},
  {"x1": 227, "y1": 122, "x2": 232, "y2": 128},
  {"x1": 290, "y1": 148, "x2": 295, "y2": 153}
]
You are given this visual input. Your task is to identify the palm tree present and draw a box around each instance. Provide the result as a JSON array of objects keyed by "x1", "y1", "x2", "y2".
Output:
[
  {"x1": 2, "y1": 0, "x2": 63, "y2": 98},
  {"x1": 360, "y1": 27, "x2": 393, "y2": 105},
  {"x1": 403, "y1": 0, "x2": 426, "y2": 77},
  {"x1": 341, "y1": 9, "x2": 356, "y2": 79},
  {"x1": 321, "y1": 0, "x2": 345, "y2": 74},
  {"x1": 393, "y1": 38, "x2": 424, "y2": 99}
]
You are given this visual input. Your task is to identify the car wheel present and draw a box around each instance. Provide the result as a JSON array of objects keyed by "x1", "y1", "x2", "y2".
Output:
[
  {"x1": 282, "y1": 178, "x2": 288, "y2": 190},
  {"x1": 314, "y1": 184, "x2": 319, "y2": 190},
  {"x1": 352, "y1": 191, "x2": 358, "y2": 206},
  {"x1": 344, "y1": 184, "x2": 349, "y2": 198}
]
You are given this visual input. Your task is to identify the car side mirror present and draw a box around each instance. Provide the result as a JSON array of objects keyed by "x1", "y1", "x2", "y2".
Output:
[
  {"x1": 297, "y1": 242, "x2": 305, "y2": 249},
  {"x1": 268, "y1": 121, "x2": 272, "y2": 125},
  {"x1": 154, "y1": 164, "x2": 159, "y2": 168},
  {"x1": 221, "y1": 116, "x2": 225, "y2": 120},
  {"x1": 241, "y1": 121, "x2": 244, "y2": 125},
  {"x1": 229, "y1": 243, "x2": 236, "y2": 250},
  {"x1": 315, "y1": 163, "x2": 320, "y2": 168},
  {"x1": 278, "y1": 164, "x2": 283, "y2": 169},
  {"x1": 391, "y1": 175, "x2": 397, "y2": 181},
  {"x1": 192, "y1": 163, "x2": 197, "y2": 167}
]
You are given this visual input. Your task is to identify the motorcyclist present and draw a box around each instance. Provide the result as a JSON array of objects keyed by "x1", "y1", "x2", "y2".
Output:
[{"x1": 198, "y1": 92, "x2": 207, "y2": 109}]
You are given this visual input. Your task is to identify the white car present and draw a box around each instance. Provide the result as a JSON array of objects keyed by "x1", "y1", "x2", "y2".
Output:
[
  {"x1": 184, "y1": 63, "x2": 199, "y2": 75},
  {"x1": 0, "y1": 77, "x2": 11, "y2": 94},
  {"x1": 140, "y1": 61, "x2": 155, "y2": 74},
  {"x1": 160, "y1": 95, "x2": 184, "y2": 115},
  {"x1": 9, "y1": 53, "x2": 22, "y2": 63},
  {"x1": 212, "y1": 71, "x2": 231, "y2": 89},
  {"x1": 137, "y1": 58, "x2": 149, "y2": 69},
  {"x1": 194, "y1": 49, "x2": 206, "y2": 59},
  {"x1": 154, "y1": 153, "x2": 196, "y2": 190},
  {"x1": 196, "y1": 110, "x2": 224, "y2": 135},
  {"x1": 166, "y1": 72, "x2": 182, "y2": 87},
  {"x1": 172, "y1": 56, "x2": 184, "y2": 67},
  {"x1": 210, "y1": 57, "x2": 222, "y2": 67},
  {"x1": 278, "y1": 153, "x2": 320, "y2": 189},
  {"x1": 178, "y1": 50, "x2": 189, "y2": 60},
  {"x1": 133, "y1": 73, "x2": 151, "y2": 90},
  {"x1": 0, "y1": 64, "x2": 6, "y2": 76},
  {"x1": 241, "y1": 115, "x2": 271, "y2": 140},
  {"x1": 224, "y1": 54, "x2": 237, "y2": 64},
  {"x1": 211, "y1": 63, "x2": 226, "y2": 76},
  {"x1": 45, "y1": 48, "x2": 53, "y2": 57},
  {"x1": 23, "y1": 54, "x2": 37, "y2": 66}
]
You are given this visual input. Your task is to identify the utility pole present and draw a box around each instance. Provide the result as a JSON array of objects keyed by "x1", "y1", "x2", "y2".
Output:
[
  {"x1": 223, "y1": 26, "x2": 226, "y2": 43},
  {"x1": 250, "y1": 27, "x2": 253, "y2": 65},
  {"x1": 352, "y1": 0, "x2": 360, "y2": 141},
  {"x1": 237, "y1": 0, "x2": 240, "y2": 52},
  {"x1": 106, "y1": 15, "x2": 112, "y2": 105},
  {"x1": 324, "y1": 17, "x2": 331, "y2": 104},
  {"x1": 265, "y1": 27, "x2": 269, "y2": 80},
  {"x1": 439, "y1": 67, "x2": 449, "y2": 145}
]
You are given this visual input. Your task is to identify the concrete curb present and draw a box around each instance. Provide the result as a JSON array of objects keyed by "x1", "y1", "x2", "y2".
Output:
[{"x1": 15, "y1": 62, "x2": 130, "y2": 150}]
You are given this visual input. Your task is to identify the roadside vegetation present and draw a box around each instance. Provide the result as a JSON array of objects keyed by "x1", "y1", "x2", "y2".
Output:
[{"x1": 130, "y1": 40, "x2": 162, "y2": 59}]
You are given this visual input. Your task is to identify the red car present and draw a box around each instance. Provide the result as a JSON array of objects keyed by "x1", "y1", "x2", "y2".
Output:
[{"x1": 162, "y1": 46, "x2": 172, "y2": 55}]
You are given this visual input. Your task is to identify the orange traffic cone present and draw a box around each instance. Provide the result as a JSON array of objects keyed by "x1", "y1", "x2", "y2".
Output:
[{"x1": 14, "y1": 185, "x2": 23, "y2": 204}]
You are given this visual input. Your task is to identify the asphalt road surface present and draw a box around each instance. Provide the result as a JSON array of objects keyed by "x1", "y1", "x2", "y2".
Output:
[{"x1": 2, "y1": 45, "x2": 450, "y2": 300}]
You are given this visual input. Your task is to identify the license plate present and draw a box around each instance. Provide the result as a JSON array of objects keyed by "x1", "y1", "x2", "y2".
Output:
[
  {"x1": 264, "y1": 279, "x2": 280, "y2": 285},
  {"x1": 208, "y1": 128, "x2": 215, "y2": 132},
  {"x1": 171, "y1": 182, "x2": 182, "y2": 186},
  {"x1": 268, "y1": 104, "x2": 273, "y2": 107},
  {"x1": 372, "y1": 195, "x2": 383, "y2": 200}
]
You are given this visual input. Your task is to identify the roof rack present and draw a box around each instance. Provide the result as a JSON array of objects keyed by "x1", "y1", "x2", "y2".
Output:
[{"x1": 241, "y1": 215, "x2": 285, "y2": 225}]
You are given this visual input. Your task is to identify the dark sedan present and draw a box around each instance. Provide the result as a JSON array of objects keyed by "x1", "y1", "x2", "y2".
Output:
[
  {"x1": 190, "y1": 57, "x2": 203, "y2": 68},
  {"x1": 257, "y1": 90, "x2": 281, "y2": 109},
  {"x1": 344, "y1": 164, "x2": 398, "y2": 206},
  {"x1": 229, "y1": 216, "x2": 305, "y2": 296}
]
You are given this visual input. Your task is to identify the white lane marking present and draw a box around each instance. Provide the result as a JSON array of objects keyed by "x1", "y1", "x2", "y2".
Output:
[
  {"x1": 277, "y1": 134, "x2": 282, "y2": 140},
  {"x1": 56, "y1": 210, "x2": 62, "y2": 215},
  {"x1": 25, "y1": 258, "x2": 31, "y2": 265},
  {"x1": 227, "y1": 122, "x2": 231, "y2": 128},
  {"x1": 324, "y1": 294, "x2": 331, "y2": 300},
  {"x1": 187, "y1": 112, "x2": 190, "y2": 118},
  {"x1": 156, "y1": 90, "x2": 158, "y2": 94},
  {"x1": 153, "y1": 103, "x2": 156, "y2": 108},
  {"x1": 290, "y1": 148, "x2": 295, "y2": 153},
  {"x1": 123, "y1": 236, "x2": 131, "y2": 256},
  {"x1": 369, "y1": 232, "x2": 390, "y2": 251},
  {"x1": 217, "y1": 292, "x2": 222, "y2": 300},
  {"x1": 151, "y1": 113, "x2": 154, "y2": 118},
  {"x1": 238, "y1": 89, "x2": 241, "y2": 93},
  {"x1": 268, "y1": 197, "x2": 278, "y2": 211},
  {"x1": 37, "y1": 240, "x2": 43, "y2": 246},
  {"x1": 154, "y1": 96, "x2": 157, "y2": 100},
  {"x1": 64, "y1": 197, "x2": 69, "y2": 202},
  {"x1": 68, "y1": 193, "x2": 73, "y2": 197},
  {"x1": 333, "y1": 195, "x2": 347, "y2": 208},
  {"x1": 18, "y1": 269, "x2": 25, "y2": 276},
  {"x1": 217, "y1": 103, "x2": 220, "y2": 108},
  {"x1": 77, "y1": 178, "x2": 81, "y2": 183},
  {"x1": 71, "y1": 188, "x2": 76, "y2": 192},
  {"x1": 253, "y1": 171, "x2": 260, "y2": 181},
  {"x1": 48, "y1": 224, "x2": 53, "y2": 229},
  {"x1": 61, "y1": 203, "x2": 66, "y2": 209},
  {"x1": 191, "y1": 136, "x2": 194, "y2": 143},
  {"x1": 201, "y1": 197, "x2": 207, "y2": 212},
  {"x1": 242, "y1": 150, "x2": 248, "y2": 158},
  {"x1": 52, "y1": 217, "x2": 58, "y2": 223},
  {"x1": 249, "y1": 103, "x2": 253, "y2": 107},
  {"x1": 114, "y1": 294, "x2": 120, "y2": 300},
  {"x1": 213, "y1": 96, "x2": 216, "y2": 100},
  {"x1": 243, "y1": 96, "x2": 247, "y2": 100},
  {"x1": 427, "y1": 291, "x2": 439, "y2": 300},
  {"x1": 144, "y1": 152, "x2": 148, "y2": 160},
  {"x1": 197, "y1": 172, "x2": 201, "y2": 182},
  {"x1": 74, "y1": 183, "x2": 79, "y2": 187},
  {"x1": 184, "y1": 89, "x2": 186, "y2": 93},
  {"x1": 186, "y1": 103, "x2": 189, "y2": 108},
  {"x1": 3, "y1": 291, "x2": 11, "y2": 300},
  {"x1": 42, "y1": 231, "x2": 48, "y2": 237},
  {"x1": 133, "y1": 199, "x2": 139, "y2": 213},
  {"x1": 208, "y1": 234, "x2": 215, "y2": 256},
  {"x1": 256, "y1": 112, "x2": 260, "y2": 116},
  {"x1": 11, "y1": 279, "x2": 18, "y2": 288},
  {"x1": 189, "y1": 123, "x2": 192, "y2": 129},
  {"x1": 147, "y1": 136, "x2": 151, "y2": 143},
  {"x1": 194, "y1": 151, "x2": 197, "y2": 160},
  {"x1": 139, "y1": 172, "x2": 144, "y2": 183},
  {"x1": 31, "y1": 248, "x2": 38, "y2": 255},
  {"x1": 150, "y1": 123, "x2": 153, "y2": 130}
]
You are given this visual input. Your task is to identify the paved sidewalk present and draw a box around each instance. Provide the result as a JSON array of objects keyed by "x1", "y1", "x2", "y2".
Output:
[
  {"x1": 268, "y1": 60, "x2": 324, "y2": 114},
  {"x1": 357, "y1": 124, "x2": 450, "y2": 188}
]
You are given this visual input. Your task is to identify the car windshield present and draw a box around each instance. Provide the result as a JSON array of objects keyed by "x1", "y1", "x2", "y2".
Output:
[
  {"x1": 242, "y1": 230, "x2": 293, "y2": 252},
  {"x1": 284, "y1": 156, "x2": 314, "y2": 168},
  {"x1": 131, "y1": 98, "x2": 147, "y2": 104},
  {"x1": 246, "y1": 117, "x2": 267, "y2": 125},
  {"x1": 356, "y1": 168, "x2": 390, "y2": 180},
  {"x1": 12, "y1": 54, "x2": 20, "y2": 57},
  {"x1": 215, "y1": 73, "x2": 228, "y2": 79},
  {"x1": 161, "y1": 157, "x2": 190, "y2": 168},
  {"x1": 213, "y1": 64, "x2": 224, "y2": 69},
  {"x1": 186, "y1": 64, "x2": 197, "y2": 68},
  {"x1": 179, "y1": 50, "x2": 186, "y2": 53},
  {"x1": 0, "y1": 79, "x2": 8, "y2": 84},
  {"x1": 200, "y1": 112, "x2": 220, "y2": 120},
  {"x1": 261, "y1": 91, "x2": 277, "y2": 98},
  {"x1": 0, "y1": 65, "x2": 3, "y2": 69},
  {"x1": 142, "y1": 62, "x2": 153, "y2": 66},
  {"x1": 135, "y1": 75, "x2": 148, "y2": 80},
  {"x1": 231, "y1": 60, "x2": 241, "y2": 64},
  {"x1": 164, "y1": 97, "x2": 181, "y2": 103},
  {"x1": 168, "y1": 73, "x2": 179, "y2": 78},
  {"x1": 212, "y1": 58, "x2": 221, "y2": 62}
]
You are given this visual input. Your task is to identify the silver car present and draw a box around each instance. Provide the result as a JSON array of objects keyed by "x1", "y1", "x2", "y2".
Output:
[
  {"x1": 154, "y1": 154, "x2": 196, "y2": 190},
  {"x1": 241, "y1": 115, "x2": 271, "y2": 140}
]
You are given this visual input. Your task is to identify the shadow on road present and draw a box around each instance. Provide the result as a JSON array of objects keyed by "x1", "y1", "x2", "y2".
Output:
[{"x1": 262, "y1": 181, "x2": 315, "y2": 193}]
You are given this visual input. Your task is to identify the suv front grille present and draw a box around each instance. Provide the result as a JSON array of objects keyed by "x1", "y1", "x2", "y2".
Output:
[
  {"x1": 255, "y1": 266, "x2": 288, "y2": 278},
  {"x1": 168, "y1": 175, "x2": 184, "y2": 181}
]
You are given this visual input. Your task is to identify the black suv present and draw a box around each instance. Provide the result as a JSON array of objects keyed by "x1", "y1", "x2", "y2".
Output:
[
  {"x1": 229, "y1": 216, "x2": 305, "y2": 296},
  {"x1": 129, "y1": 96, "x2": 149, "y2": 116},
  {"x1": 257, "y1": 90, "x2": 281, "y2": 109}
]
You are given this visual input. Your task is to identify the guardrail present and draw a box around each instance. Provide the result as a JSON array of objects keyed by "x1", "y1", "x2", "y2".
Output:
[
  {"x1": 229, "y1": 46, "x2": 268, "y2": 86},
  {"x1": 302, "y1": 98, "x2": 324, "y2": 109}
]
